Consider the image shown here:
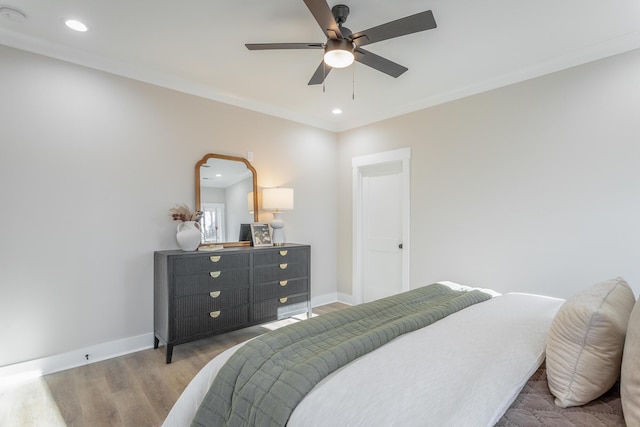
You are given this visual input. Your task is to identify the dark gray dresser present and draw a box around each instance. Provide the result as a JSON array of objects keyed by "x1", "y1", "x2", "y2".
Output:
[{"x1": 154, "y1": 244, "x2": 310, "y2": 363}]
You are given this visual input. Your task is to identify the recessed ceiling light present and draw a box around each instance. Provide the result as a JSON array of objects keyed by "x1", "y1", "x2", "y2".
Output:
[
  {"x1": 332, "y1": 108, "x2": 343, "y2": 115},
  {"x1": 64, "y1": 19, "x2": 88, "y2": 32}
]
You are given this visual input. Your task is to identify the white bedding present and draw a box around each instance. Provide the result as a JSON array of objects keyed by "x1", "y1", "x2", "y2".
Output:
[{"x1": 163, "y1": 287, "x2": 563, "y2": 427}]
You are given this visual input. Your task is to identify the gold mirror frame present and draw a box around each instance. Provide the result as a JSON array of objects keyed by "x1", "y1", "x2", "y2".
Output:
[{"x1": 195, "y1": 153, "x2": 258, "y2": 247}]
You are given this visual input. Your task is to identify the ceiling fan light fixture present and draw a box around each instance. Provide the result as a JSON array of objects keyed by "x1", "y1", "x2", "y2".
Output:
[{"x1": 324, "y1": 39, "x2": 354, "y2": 68}]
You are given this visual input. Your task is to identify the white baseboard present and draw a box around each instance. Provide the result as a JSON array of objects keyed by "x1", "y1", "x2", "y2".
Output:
[
  {"x1": 0, "y1": 333, "x2": 154, "y2": 382},
  {"x1": 310, "y1": 292, "x2": 338, "y2": 307},
  {"x1": 311, "y1": 292, "x2": 354, "y2": 307},
  {"x1": 337, "y1": 292, "x2": 354, "y2": 305}
]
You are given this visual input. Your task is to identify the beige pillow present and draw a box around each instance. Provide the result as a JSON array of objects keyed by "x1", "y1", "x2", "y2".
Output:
[
  {"x1": 546, "y1": 277, "x2": 635, "y2": 408},
  {"x1": 621, "y1": 296, "x2": 640, "y2": 425}
]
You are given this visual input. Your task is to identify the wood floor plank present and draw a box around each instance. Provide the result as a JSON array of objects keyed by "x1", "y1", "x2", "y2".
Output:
[
  {"x1": 1, "y1": 378, "x2": 65, "y2": 427},
  {"x1": 44, "y1": 366, "x2": 83, "y2": 425}
]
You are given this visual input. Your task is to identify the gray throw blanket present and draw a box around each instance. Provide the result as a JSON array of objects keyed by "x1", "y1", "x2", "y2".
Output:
[{"x1": 191, "y1": 283, "x2": 491, "y2": 427}]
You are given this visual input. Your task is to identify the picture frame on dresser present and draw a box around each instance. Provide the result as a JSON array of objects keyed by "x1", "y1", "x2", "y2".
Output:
[{"x1": 250, "y1": 223, "x2": 272, "y2": 247}]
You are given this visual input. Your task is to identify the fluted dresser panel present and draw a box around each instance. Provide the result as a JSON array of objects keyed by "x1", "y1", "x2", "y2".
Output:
[
  {"x1": 252, "y1": 247, "x2": 311, "y2": 324},
  {"x1": 154, "y1": 244, "x2": 310, "y2": 363}
]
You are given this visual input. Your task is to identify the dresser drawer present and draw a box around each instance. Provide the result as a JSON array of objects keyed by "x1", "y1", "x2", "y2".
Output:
[
  {"x1": 254, "y1": 278, "x2": 308, "y2": 302},
  {"x1": 253, "y1": 262, "x2": 308, "y2": 284},
  {"x1": 174, "y1": 268, "x2": 250, "y2": 296},
  {"x1": 176, "y1": 305, "x2": 249, "y2": 338},
  {"x1": 175, "y1": 288, "x2": 249, "y2": 318},
  {"x1": 253, "y1": 248, "x2": 308, "y2": 266},
  {"x1": 252, "y1": 294, "x2": 309, "y2": 322},
  {"x1": 173, "y1": 253, "x2": 250, "y2": 274}
]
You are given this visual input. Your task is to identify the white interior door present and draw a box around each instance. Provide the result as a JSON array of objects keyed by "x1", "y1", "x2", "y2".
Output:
[
  {"x1": 362, "y1": 163, "x2": 403, "y2": 302},
  {"x1": 353, "y1": 148, "x2": 411, "y2": 305}
]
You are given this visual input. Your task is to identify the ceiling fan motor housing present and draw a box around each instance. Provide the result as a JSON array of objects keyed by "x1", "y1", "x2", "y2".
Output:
[
  {"x1": 331, "y1": 4, "x2": 350, "y2": 25},
  {"x1": 326, "y1": 38, "x2": 353, "y2": 52}
]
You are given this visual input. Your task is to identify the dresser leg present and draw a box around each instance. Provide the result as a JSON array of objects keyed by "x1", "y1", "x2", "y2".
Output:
[
  {"x1": 166, "y1": 344, "x2": 174, "y2": 364},
  {"x1": 154, "y1": 336, "x2": 159, "y2": 349}
]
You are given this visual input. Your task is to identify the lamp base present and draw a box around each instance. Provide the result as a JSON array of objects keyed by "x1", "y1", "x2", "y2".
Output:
[{"x1": 270, "y1": 212, "x2": 285, "y2": 246}]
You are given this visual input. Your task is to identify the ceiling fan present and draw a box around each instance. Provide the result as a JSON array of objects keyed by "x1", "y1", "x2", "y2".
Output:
[{"x1": 245, "y1": 0, "x2": 437, "y2": 85}]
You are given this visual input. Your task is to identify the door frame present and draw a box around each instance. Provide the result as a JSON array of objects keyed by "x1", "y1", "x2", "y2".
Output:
[{"x1": 352, "y1": 147, "x2": 411, "y2": 304}]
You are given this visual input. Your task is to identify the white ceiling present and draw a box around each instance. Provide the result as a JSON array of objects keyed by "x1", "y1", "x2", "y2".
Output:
[{"x1": 1, "y1": 1, "x2": 640, "y2": 132}]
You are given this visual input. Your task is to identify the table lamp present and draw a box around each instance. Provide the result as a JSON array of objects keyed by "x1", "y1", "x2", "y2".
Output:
[{"x1": 262, "y1": 187, "x2": 294, "y2": 246}]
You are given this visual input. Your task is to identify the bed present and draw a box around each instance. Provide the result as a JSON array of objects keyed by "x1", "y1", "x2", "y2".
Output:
[{"x1": 162, "y1": 280, "x2": 637, "y2": 427}]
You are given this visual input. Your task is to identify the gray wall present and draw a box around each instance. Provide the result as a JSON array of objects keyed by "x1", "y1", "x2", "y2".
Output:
[
  {"x1": 0, "y1": 45, "x2": 338, "y2": 368},
  {"x1": 337, "y1": 48, "x2": 640, "y2": 300}
]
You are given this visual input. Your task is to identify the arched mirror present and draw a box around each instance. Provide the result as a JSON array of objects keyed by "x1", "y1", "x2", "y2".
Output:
[{"x1": 195, "y1": 154, "x2": 258, "y2": 247}]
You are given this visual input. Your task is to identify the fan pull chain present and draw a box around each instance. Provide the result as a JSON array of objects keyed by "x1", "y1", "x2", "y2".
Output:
[
  {"x1": 352, "y1": 63, "x2": 355, "y2": 100},
  {"x1": 322, "y1": 61, "x2": 326, "y2": 93}
]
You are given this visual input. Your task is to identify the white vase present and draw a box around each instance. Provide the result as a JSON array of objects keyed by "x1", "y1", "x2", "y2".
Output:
[{"x1": 176, "y1": 221, "x2": 201, "y2": 251}]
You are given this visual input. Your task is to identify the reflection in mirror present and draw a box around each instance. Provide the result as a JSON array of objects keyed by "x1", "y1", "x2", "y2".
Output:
[{"x1": 195, "y1": 154, "x2": 258, "y2": 246}]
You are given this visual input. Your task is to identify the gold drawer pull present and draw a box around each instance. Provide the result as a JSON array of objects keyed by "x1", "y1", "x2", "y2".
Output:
[
  {"x1": 279, "y1": 297, "x2": 288, "y2": 304},
  {"x1": 280, "y1": 280, "x2": 288, "y2": 287},
  {"x1": 209, "y1": 271, "x2": 221, "y2": 278},
  {"x1": 209, "y1": 311, "x2": 221, "y2": 318},
  {"x1": 279, "y1": 263, "x2": 288, "y2": 270},
  {"x1": 279, "y1": 250, "x2": 288, "y2": 256},
  {"x1": 209, "y1": 256, "x2": 221, "y2": 263},
  {"x1": 209, "y1": 291, "x2": 221, "y2": 298}
]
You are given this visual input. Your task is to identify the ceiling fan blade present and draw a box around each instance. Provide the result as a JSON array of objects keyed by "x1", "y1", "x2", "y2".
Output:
[
  {"x1": 303, "y1": 0, "x2": 342, "y2": 39},
  {"x1": 352, "y1": 10, "x2": 436, "y2": 47},
  {"x1": 354, "y1": 48, "x2": 408, "y2": 78},
  {"x1": 245, "y1": 43, "x2": 323, "y2": 50},
  {"x1": 308, "y1": 61, "x2": 332, "y2": 85}
]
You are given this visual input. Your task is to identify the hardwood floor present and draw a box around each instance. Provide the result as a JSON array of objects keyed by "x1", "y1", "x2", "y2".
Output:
[{"x1": 0, "y1": 303, "x2": 349, "y2": 427}]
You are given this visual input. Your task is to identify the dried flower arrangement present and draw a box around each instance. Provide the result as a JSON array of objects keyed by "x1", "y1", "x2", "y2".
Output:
[{"x1": 169, "y1": 203, "x2": 203, "y2": 222}]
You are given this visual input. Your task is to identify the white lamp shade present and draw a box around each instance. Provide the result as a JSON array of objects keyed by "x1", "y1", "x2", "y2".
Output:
[{"x1": 262, "y1": 187, "x2": 294, "y2": 211}]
